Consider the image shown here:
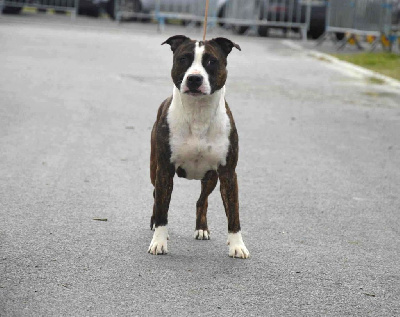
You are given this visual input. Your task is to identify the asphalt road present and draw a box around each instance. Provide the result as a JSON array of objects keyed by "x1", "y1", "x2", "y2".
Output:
[{"x1": 1, "y1": 15, "x2": 400, "y2": 316}]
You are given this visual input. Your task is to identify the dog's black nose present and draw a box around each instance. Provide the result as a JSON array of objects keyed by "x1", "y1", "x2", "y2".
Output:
[{"x1": 187, "y1": 74, "x2": 203, "y2": 89}]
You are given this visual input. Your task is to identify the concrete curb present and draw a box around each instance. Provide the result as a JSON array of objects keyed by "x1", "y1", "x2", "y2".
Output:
[{"x1": 281, "y1": 40, "x2": 400, "y2": 90}]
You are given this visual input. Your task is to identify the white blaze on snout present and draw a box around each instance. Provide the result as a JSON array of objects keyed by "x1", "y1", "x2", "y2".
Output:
[{"x1": 181, "y1": 42, "x2": 211, "y2": 95}]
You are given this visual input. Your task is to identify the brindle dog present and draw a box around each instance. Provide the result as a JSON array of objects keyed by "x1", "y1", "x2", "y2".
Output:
[{"x1": 148, "y1": 35, "x2": 249, "y2": 259}]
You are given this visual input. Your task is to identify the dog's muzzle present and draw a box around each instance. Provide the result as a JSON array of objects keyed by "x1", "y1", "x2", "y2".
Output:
[{"x1": 186, "y1": 74, "x2": 203, "y2": 91}]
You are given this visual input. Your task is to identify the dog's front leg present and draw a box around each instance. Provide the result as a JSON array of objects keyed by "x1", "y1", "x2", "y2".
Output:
[
  {"x1": 148, "y1": 165, "x2": 175, "y2": 255},
  {"x1": 218, "y1": 169, "x2": 250, "y2": 259}
]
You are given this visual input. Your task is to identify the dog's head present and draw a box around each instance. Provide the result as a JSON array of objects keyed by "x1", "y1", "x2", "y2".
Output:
[{"x1": 162, "y1": 35, "x2": 241, "y2": 96}]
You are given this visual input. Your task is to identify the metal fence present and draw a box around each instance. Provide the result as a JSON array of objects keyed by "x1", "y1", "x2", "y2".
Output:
[
  {"x1": 114, "y1": 0, "x2": 220, "y2": 26},
  {"x1": 326, "y1": 0, "x2": 392, "y2": 35},
  {"x1": 318, "y1": 0, "x2": 395, "y2": 49},
  {"x1": 114, "y1": 0, "x2": 153, "y2": 22},
  {"x1": 0, "y1": 0, "x2": 79, "y2": 17},
  {"x1": 115, "y1": 0, "x2": 312, "y2": 39},
  {"x1": 154, "y1": 0, "x2": 220, "y2": 31},
  {"x1": 221, "y1": 0, "x2": 312, "y2": 39}
]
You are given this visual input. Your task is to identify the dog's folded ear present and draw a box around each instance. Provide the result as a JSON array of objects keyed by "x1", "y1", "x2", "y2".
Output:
[
  {"x1": 162, "y1": 35, "x2": 190, "y2": 53},
  {"x1": 210, "y1": 37, "x2": 241, "y2": 56}
]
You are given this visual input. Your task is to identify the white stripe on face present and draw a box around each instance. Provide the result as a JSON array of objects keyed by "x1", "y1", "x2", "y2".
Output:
[{"x1": 180, "y1": 42, "x2": 211, "y2": 95}]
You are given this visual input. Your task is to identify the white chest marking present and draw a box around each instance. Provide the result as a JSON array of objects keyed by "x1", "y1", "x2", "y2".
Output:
[{"x1": 167, "y1": 85, "x2": 231, "y2": 180}]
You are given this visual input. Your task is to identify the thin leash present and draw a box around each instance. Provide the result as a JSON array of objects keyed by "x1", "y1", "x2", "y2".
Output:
[{"x1": 202, "y1": 0, "x2": 210, "y2": 41}]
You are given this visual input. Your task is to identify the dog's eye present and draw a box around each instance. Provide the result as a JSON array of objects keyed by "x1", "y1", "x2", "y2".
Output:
[
  {"x1": 178, "y1": 57, "x2": 187, "y2": 63},
  {"x1": 207, "y1": 59, "x2": 217, "y2": 66}
]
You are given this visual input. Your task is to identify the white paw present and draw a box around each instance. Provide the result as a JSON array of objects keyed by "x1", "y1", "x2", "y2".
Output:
[
  {"x1": 148, "y1": 226, "x2": 168, "y2": 255},
  {"x1": 194, "y1": 229, "x2": 210, "y2": 240},
  {"x1": 227, "y1": 232, "x2": 250, "y2": 259}
]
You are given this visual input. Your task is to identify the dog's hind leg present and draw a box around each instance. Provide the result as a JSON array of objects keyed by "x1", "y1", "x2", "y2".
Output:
[
  {"x1": 194, "y1": 170, "x2": 218, "y2": 240},
  {"x1": 150, "y1": 123, "x2": 157, "y2": 230},
  {"x1": 150, "y1": 189, "x2": 156, "y2": 230}
]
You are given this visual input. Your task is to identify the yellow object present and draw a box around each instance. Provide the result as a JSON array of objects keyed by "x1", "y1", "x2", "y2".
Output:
[
  {"x1": 366, "y1": 35, "x2": 375, "y2": 44},
  {"x1": 381, "y1": 35, "x2": 390, "y2": 48},
  {"x1": 347, "y1": 35, "x2": 360, "y2": 45}
]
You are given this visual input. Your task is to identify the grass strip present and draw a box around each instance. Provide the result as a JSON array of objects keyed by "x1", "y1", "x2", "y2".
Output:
[{"x1": 333, "y1": 52, "x2": 400, "y2": 81}]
